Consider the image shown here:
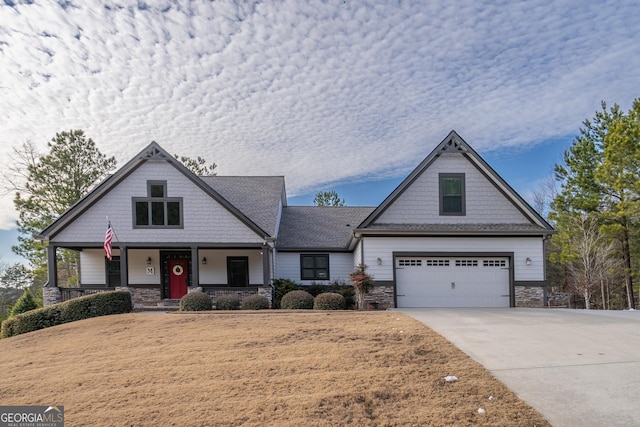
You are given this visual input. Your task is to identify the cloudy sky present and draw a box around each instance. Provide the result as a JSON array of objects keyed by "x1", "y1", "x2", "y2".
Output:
[{"x1": 0, "y1": 0, "x2": 639, "y2": 260}]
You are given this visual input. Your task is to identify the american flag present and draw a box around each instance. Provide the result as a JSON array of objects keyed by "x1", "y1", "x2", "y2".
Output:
[{"x1": 104, "y1": 222, "x2": 114, "y2": 260}]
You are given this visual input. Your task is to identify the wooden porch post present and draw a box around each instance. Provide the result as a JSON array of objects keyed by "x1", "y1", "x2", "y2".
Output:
[
  {"x1": 46, "y1": 244, "x2": 57, "y2": 287},
  {"x1": 191, "y1": 246, "x2": 199, "y2": 287},
  {"x1": 262, "y1": 243, "x2": 271, "y2": 286},
  {"x1": 119, "y1": 245, "x2": 128, "y2": 286}
]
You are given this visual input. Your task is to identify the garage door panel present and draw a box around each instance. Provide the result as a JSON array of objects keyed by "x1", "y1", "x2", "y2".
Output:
[{"x1": 396, "y1": 257, "x2": 510, "y2": 308}]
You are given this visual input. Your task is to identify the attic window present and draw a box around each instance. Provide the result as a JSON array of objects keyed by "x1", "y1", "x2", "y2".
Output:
[
  {"x1": 439, "y1": 173, "x2": 465, "y2": 216},
  {"x1": 133, "y1": 181, "x2": 183, "y2": 228}
]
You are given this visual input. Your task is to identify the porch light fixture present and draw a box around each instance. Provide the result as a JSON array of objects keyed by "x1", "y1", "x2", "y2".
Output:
[
  {"x1": 146, "y1": 256, "x2": 152, "y2": 265},
  {"x1": 202, "y1": 257, "x2": 207, "y2": 265},
  {"x1": 525, "y1": 257, "x2": 532, "y2": 265},
  {"x1": 376, "y1": 257, "x2": 382, "y2": 265}
]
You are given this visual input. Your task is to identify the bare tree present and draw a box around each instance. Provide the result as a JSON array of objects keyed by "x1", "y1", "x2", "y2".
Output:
[
  {"x1": 531, "y1": 173, "x2": 558, "y2": 222},
  {"x1": 565, "y1": 213, "x2": 620, "y2": 309},
  {"x1": 0, "y1": 141, "x2": 40, "y2": 195}
]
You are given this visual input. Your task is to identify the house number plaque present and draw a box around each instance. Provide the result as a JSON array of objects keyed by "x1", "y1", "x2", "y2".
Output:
[{"x1": 146, "y1": 266, "x2": 155, "y2": 275}]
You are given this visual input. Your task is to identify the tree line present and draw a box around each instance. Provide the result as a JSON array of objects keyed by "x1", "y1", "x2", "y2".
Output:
[{"x1": 545, "y1": 98, "x2": 640, "y2": 309}]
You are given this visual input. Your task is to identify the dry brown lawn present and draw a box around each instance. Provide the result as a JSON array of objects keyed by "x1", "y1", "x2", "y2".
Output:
[{"x1": 0, "y1": 311, "x2": 550, "y2": 426}]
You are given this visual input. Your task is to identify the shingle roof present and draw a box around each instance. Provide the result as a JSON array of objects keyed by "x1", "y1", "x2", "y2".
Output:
[
  {"x1": 278, "y1": 206, "x2": 375, "y2": 249},
  {"x1": 200, "y1": 176, "x2": 285, "y2": 237}
]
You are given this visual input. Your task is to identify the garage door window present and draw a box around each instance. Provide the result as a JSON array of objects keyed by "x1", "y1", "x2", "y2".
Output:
[
  {"x1": 483, "y1": 259, "x2": 507, "y2": 267},
  {"x1": 300, "y1": 254, "x2": 329, "y2": 280},
  {"x1": 426, "y1": 259, "x2": 449, "y2": 266},
  {"x1": 399, "y1": 259, "x2": 422, "y2": 266},
  {"x1": 455, "y1": 259, "x2": 478, "y2": 267}
]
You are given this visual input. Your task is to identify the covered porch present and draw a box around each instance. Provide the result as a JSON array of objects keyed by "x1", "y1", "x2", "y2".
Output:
[{"x1": 44, "y1": 242, "x2": 275, "y2": 309}]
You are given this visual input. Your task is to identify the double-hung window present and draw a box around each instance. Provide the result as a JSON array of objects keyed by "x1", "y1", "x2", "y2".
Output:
[
  {"x1": 133, "y1": 181, "x2": 183, "y2": 228},
  {"x1": 300, "y1": 254, "x2": 329, "y2": 280},
  {"x1": 439, "y1": 173, "x2": 465, "y2": 216}
]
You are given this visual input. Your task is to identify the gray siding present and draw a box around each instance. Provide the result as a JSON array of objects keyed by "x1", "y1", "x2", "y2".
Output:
[
  {"x1": 53, "y1": 161, "x2": 262, "y2": 244},
  {"x1": 199, "y1": 249, "x2": 264, "y2": 285},
  {"x1": 361, "y1": 236, "x2": 544, "y2": 282},
  {"x1": 377, "y1": 154, "x2": 529, "y2": 224},
  {"x1": 275, "y1": 252, "x2": 354, "y2": 284}
]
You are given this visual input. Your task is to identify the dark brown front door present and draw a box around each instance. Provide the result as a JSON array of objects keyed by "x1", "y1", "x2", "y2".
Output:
[{"x1": 169, "y1": 259, "x2": 188, "y2": 299}]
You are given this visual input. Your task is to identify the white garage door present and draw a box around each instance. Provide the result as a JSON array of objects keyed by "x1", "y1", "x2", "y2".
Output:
[{"x1": 395, "y1": 257, "x2": 510, "y2": 308}]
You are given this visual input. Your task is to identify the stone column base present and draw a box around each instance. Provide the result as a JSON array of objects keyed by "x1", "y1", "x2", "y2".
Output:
[{"x1": 43, "y1": 286, "x2": 62, "y2": 307}]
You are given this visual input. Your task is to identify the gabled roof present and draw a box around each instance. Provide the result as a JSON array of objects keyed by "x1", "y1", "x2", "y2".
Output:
[
  {"x1": 39, "y1": 142, "x2": 271, "y2": 239},
  {"x1": 201, "y1": 176, "x2": 286, "y2": 237},
  {"x1": 357, "y1": 130, "x2": 554, "y2": 234},
  {"x1": 278, "y1": 206, "x2": 375, "y2": 250}
]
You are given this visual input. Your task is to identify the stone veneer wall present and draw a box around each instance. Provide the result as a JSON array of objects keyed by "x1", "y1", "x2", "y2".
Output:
[
  {"x1": 43, "y1": 286, "x2": 62, "y2": 306},
  {"x1": 128, "y1": 286, "x2": 162, "y2": 309},
  {"x1": 515, "y1": 285, "x2": 545, "y2": 308},
  {"x1": 362, "y1": 283, "x2": 395, "y2": 310}
]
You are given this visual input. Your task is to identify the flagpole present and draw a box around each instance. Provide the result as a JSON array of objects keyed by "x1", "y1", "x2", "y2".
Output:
[{"x1": 106, "y1": 216, "x2": 120, "y2": 242}]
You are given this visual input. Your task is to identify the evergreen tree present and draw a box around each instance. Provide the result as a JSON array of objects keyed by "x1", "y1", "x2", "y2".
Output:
[
  {"x1": 12, "y1": 130, "x2": 117, "y2": 278},
  {"x1": 8, "y1": 288, "x2": 39, "y2": 316}
]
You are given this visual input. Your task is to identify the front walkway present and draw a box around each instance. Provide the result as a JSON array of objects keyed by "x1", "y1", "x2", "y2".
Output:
[{"x1": 399, "y1": 308, "x2": 640, "y2": 427}]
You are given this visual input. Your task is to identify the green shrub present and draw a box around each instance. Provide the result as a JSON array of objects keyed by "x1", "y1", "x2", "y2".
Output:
[
  {"x1": 215, "y1": 295, "x2": 240, "y2": 310},
  {"x1": 8, "y1": 289, "x2": 39, "y2": 317},
  {"x1": 331, "y1": 286, "x2": 355, "y2": 310},
  {"x1": 281, "y1": 290, "x2": 314, "y2": 310},
  {"x1": 59, "y1": 291, "x2": 133, "y2": 322},
  {"x1": 179, "y1": 291, "x2": 212, "y2": 311},
  {"x1": 1, "y1": 291, "x2": 132, "y2": 339},
  {"x1": 240, "y1": 294, "x2": 270, "y2": 310},
  {"x1": 305, "y1": 283, "x2": 329, "y2": 297},
  {"x1": 272, "y1": 278, "x2": 302, "y2": 308},
  {"x1": 314, "y1": 292, "x2": 346, "y2": 310},
  {"x1": 306, "y1": 281, "x2": 355, "y2": 309}
]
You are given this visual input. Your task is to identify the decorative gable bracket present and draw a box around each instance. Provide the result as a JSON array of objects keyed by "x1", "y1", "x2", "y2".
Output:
[
  {"x1": 138, "y1": 142, "x2": 169, "y2": 160},
  {"x1": 440, "y1": 134, "x2": 468, "y2": 153}
]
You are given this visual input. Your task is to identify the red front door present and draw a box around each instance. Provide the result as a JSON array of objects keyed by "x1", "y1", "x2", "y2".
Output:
[{"x1": 169, "y1": 259, "x2": 188, "y2": 299}]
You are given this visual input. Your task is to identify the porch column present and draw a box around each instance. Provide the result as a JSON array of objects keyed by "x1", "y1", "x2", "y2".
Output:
[
  {"x1": 262, "y1": 243, "x2": 271, "y2": 286},
  {"x1": 43, "y1": 244, "x2": 62, "y2": 306},
  {"x1": 46, "y1": 244, "x2": 57, "y2": 287},
  {"x1": 119, "y1": 245, "x2": 128, "y2": 286},
  {"x1": 191, "y1": 246, "x2": 199, "y2": 287}
]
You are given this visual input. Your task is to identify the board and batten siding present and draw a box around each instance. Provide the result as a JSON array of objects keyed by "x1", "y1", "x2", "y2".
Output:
[
  {"x1": 275, "y1": 252, "x2": 355, "y2": 284},
  {"x1": 79, "y1": 249, "x2": 115, "y2": 285},
  {"x1": 79, "y1": 249, "x2": 161, "y2": 285},
  {"x1": 377, "y1": 154, "x2": 529, "y2": 224},
  {"x1": 52, "y1": 161, "x2": 262, "y2": 244},
  {"x1": 361, "y1": 236, "x2": 544, "y2": 282},
  {"x1": 199, "y1": 249, "x2": 264, "y2": 285}
]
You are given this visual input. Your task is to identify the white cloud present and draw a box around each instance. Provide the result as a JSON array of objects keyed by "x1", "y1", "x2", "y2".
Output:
[{"x1": 0, "y1": 0, "x2": 638, "y2": 229}]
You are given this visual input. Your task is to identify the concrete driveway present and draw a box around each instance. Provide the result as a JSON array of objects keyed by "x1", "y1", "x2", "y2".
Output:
[{"x1": 399, "y1": 308, "x2": 640, "y2": 427}]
